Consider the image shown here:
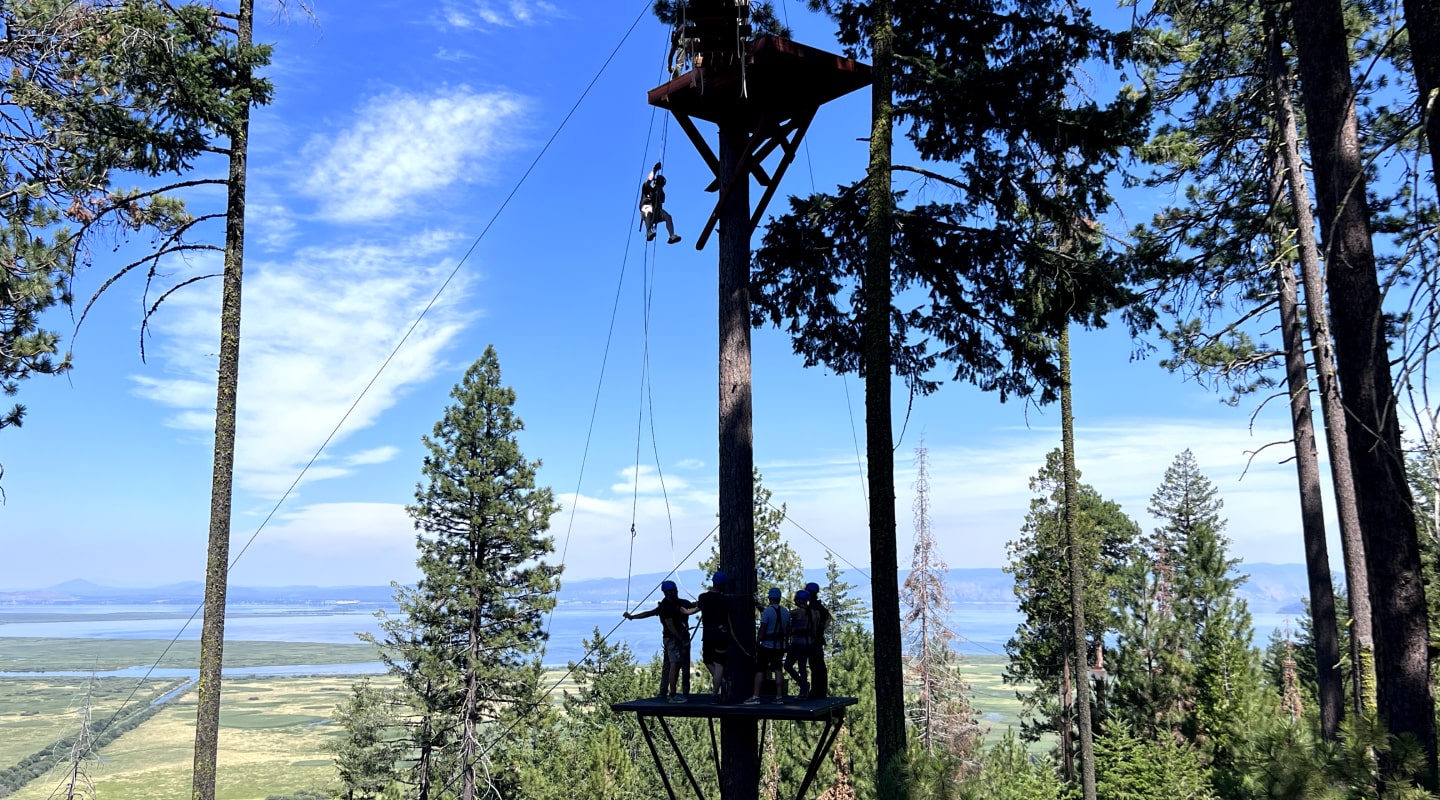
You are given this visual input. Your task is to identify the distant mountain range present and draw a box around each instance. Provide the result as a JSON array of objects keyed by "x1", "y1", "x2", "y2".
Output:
[{"x1": 0, "y1": 563, "x2": 1315, "y2": 614}]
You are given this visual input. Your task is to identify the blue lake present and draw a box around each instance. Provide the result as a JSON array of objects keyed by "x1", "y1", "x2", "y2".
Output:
[{"x1": 0, "y1": 602, "x2": 1300, "y2": 671}]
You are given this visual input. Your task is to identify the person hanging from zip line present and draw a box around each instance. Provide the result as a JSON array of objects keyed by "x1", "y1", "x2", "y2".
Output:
[
  {"x1": 804, "y1": 581, "x2": 831, "y2": 699},
  {"x1": 745, "y1": 586, "x2": 789, "y2": 704},
  {"x1": 625, "y1": 579, "x2": 698, "y2": 702},
  {"x1": 695, "y1": 570, "x2": 731, "y2": 697},
  {"x1": 783, "y1": 588, "x2": 813, "y2": 699},
  {"x1": 640, "y1": 161, "x2": 682, "y2": 245}
]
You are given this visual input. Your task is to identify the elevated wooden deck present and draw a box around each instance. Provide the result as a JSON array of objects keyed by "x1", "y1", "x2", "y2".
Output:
[
  {"x1": 648, "y1": 35, "x2": 871, "y2": 126},
  {"x1": 611, "y1": 693, "x2": 856, "y2": 721}
]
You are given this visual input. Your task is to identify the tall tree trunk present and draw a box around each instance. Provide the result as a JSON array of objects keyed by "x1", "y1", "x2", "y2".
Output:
[
  {"x1": 718, "y1": 114, "x2": 759, "y2": 800},
  {"x1": 191, "y1": 3, "x2": 252, "y2": 799},
  {"x1": 460, "y1": 611, "x2": 480, "y2": 800},
  {"x1": 1263, "y1": 24, "x2": 1344, "y2": 736},
  {"x1": 417, "y1": 714, "x2": 433, "y2": 800},
  {"x1": 1060, "y1": 325, "x2": 1096, "y2": 800},
  {"x1": 1290, "y1": 0, "x2": 1436, "y2": 784},
  {"x1": 1270, "y1": 11, "x2": 1375, "y2": 717},
  {"x1": 1399, "y1": 0, "x2": 1439, "y2": 185},
  {"x1": 864, "y1": 0, "x2": 907, "y2": 794},
  {"x1": 1267, "y1": 140, "x2": 1344, "y2": 739},
  {"x1": 1059, "y1": 657, "x2": 1073, "y2": 782}
]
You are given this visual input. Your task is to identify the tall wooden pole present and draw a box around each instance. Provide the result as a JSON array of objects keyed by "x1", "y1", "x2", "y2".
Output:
[
  {"x1": 718, "y1": 119, "x2": 759, "y2": 800},
  {"x1": 863, "y1": 0, "x2": 908, "y2": 793},
  {"x1": 191, "y1": 2, "x2": 252, "y2": 798}
]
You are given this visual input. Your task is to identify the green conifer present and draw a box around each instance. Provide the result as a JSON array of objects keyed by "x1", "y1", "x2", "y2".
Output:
[{"x1": 375, "y1": 347, "x2": 561, "y2": 800}]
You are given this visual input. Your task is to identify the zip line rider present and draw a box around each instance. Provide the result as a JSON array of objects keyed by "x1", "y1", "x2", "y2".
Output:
[
  {"x1": 640, "y1": 162, "x2": 682, "y2": 245},
  {"x1": 624, "y1": 579, "x2": 697, "y2": 702}
]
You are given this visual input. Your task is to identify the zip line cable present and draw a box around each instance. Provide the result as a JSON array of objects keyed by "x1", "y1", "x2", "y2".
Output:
[
  {"x1": 557, "y1": 29, "x2": 667, "y2": 634},
  {"x1": 64, "y1": 0, "x2": 657, "y2": 770}
]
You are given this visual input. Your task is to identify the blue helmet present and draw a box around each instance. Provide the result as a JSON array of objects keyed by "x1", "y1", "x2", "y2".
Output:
[
  {"x1": 711, "y1": 570, "x2": 728, "y2": 585},
  {"x1": 767, "y1": 587, "x2": 782, "y2": 600},
  {"x1": 661, "y1": 580, "x2": 677, "y2": 593},
  {"x1": 795, "y1": 590, "x2": 810, "y2": 602},
  {"x1": 805, "y1": 582, "x2": 820, "y2": 596}
]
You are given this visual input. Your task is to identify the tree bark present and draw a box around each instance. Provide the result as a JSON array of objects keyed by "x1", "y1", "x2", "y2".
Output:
[
  {"x1": 1270, "y1": 12, "x2": 1375, "y2": 719},
  {"x1": 191, "y1": 3, "x2": 251, "y2": 799},
  {"x1": 1290, "y1": 0, "x2": 1436, "y2": 783},
  {"x1": 1060, "y1": 325, "x2": 1096, "y2": 800},
  {"x1": 1268, "y1": 150, "x2": 1344, "y2": 739},
  {"x1": 1264, "y1": 22, "x2": 1345, "y2": 737},
  {"x1": 864, "y1": 0, "x2": 908, "y2": 795},
  {"x1": 1399, "y1": 0, "x2": 1440, "y2": 186},
  {"x1": 718, "y1": 118, "x2": 759, "y2": 800}
]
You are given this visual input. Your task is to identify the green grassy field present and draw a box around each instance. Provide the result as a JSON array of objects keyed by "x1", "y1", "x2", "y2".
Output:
[
  {"x1": 0, "y1": 638, "x2": 380, "y2": 672},
  {"x1": 0, "y1": 678, "x2": 184, "y2": 770},
  {"x1": 0, "y1": 644, "x2": 1043, "y2": 799},
  {"x1": 2, "y1": 676, "x2": 360, "y2": 800}
]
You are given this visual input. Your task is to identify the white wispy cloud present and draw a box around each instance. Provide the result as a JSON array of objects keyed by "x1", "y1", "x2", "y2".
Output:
[
  {"x1": 301, "y1": 87, "x2": 527, "y2": 223},
  {"x1": 552, "y1": 418, "x2": 1315, "y2": 580},
  {"x1": 131, "y1": 231, "x2": 475, "y2": 497},
  {"x1": 434, "y1": 1, "x2": 562, "y2": 30},
  {"x1": 611, "y1": 464, "x2": 690, "y2": 495},
  {"x1": 346, "y1": 447, "x2": 401, "y2": 466}
]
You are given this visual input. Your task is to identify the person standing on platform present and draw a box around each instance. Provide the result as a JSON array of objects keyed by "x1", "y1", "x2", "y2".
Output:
[
  {"x1": 624, "y1": 579, "x2": 697, "y2": 702},
  {"x1": 784, "y1": 589, "x2": 813, "y2": 698},
  {"x1": 746, "y1": 587, "x2": 789, "y2": 704},
  {"x1": 695, "y1": 571, "x2": 731, "y2": 696},
  {"x1": 805, "y1": 581, "x2": 831, "y2": 699}
]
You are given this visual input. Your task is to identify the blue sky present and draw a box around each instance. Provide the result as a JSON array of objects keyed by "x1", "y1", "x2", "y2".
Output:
[{"x1": 0, "y1": 0, "x2": 1325, "y2": 589}]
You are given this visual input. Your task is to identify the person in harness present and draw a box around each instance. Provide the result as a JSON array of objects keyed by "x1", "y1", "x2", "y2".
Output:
[
  {"x1": 695, "y1": 571, "x2": 731, "y2": 696},
  {"x1": 745, "y1": 586, "x2": 789, "y2": 704},
  {"x1": 624, "y1": 579, "x2": 698, "y2": 702},
  {"x1": 805, "y1": 581, "x2": 831, "y2": 699},
  {"x1": 640, "y1": 162, "x2": 682, "y2": 245},
  {"x1": 784, "y1": 589, "x2": 812, "y2": 699}
]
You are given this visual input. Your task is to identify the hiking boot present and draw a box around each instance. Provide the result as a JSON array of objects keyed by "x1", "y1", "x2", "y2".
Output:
[
  {"x1": 647, "y1": 231, "x2": 656, "y2": 242},
  {"x1": 667, "y1": 234, "x2": 682, "y2": 244}
]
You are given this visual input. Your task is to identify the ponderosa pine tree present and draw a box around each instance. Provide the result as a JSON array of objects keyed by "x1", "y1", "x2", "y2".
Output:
[
  {"x1": 382, "y1": 347, "x2": 562, "y2": 800},
  {"x1": 1290, "y1": 0, "x2": 1437, "y2": 782},
  {"x1": 0, "y1": 0, "x2": 268, "y2": 482},
  {"x1": 756, "y1": 2, "x2": 1148, "y2": 791},
  {"x1": 1123, "y1": 0, "x2": 1356, "y2": 736},
  {"x1": 1005, "y1": 450, "x2": 1140, "y2": 745}
]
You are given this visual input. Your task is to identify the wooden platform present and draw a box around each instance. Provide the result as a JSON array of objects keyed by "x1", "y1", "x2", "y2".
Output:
[
  {"x1": 611, "y1": 693, "x2": 856, "y2": 721},
  {"x1": 648, "y1": 35, "x2": 871, "y2": 126}
]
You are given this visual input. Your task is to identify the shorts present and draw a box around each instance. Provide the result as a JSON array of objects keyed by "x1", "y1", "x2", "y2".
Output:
[
  {"x1": 756, "y1": 646, "x2": 784, "y2": 672},
  {"x1": 663, "y1": 636, "x2": 687, "y2": 664},
  {"x1": 702, "y1": 640, "x2": 729, "y2": 666}
]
